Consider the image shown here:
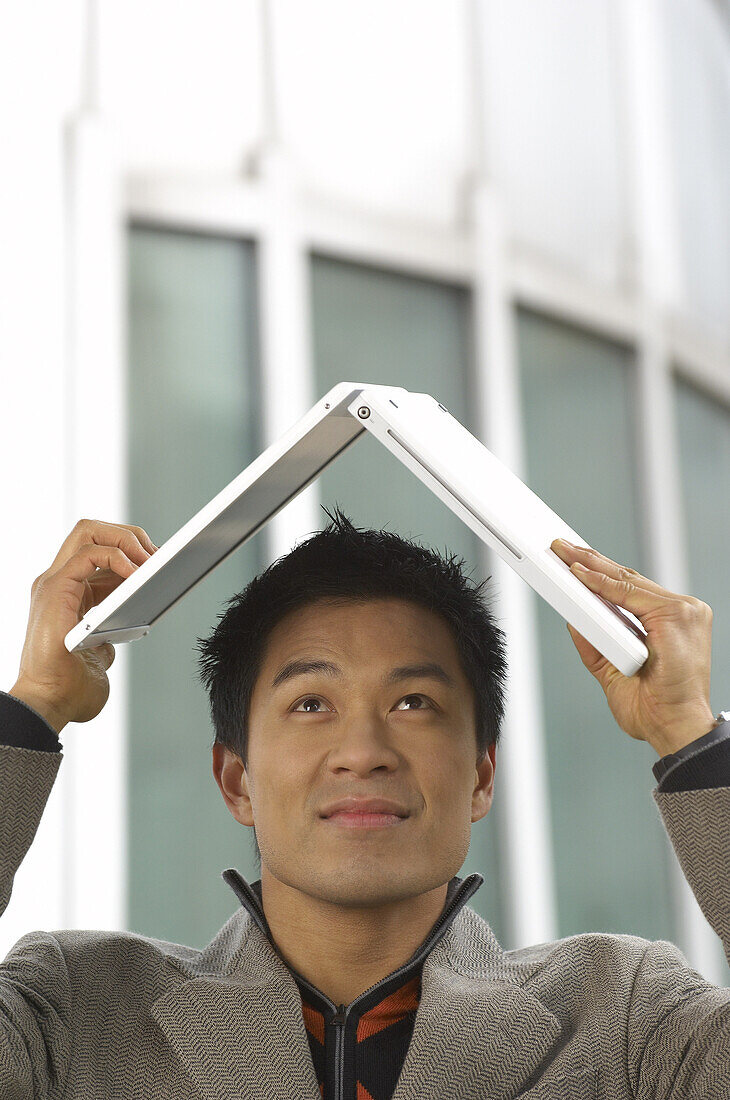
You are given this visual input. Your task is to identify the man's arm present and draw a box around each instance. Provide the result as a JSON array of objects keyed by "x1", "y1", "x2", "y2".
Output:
[
  {"x1": 0, "y1": 690, "x2": 62, "y2": 917},
  {"x1": 548, "y1": 541, "x2": 730, "y2": 1096},
  {"x1": 622, "y1": 777, "x2": 730, "y2": 1099},
  {"x1": 0, "y1": 699, "x2": 68, "y2": 1098},
  {"x1": 0, "y1": 519, "x2": 157, "y2": 1097},
  {"x1": 0, "y1": 697, "x2": 62, "y2": 919}
]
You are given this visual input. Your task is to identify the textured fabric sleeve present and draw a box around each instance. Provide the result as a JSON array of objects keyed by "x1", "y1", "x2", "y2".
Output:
[
  {"x1": 0, "y1": 744, "x2": 62, "y2": 919},
  {"x1": 635, "y1": 778, "x2": 730, "y2": 1096},
  {"x1": 0, "y1": 692, "x2": 62, "y2": 753},
  {"x1": 626, "y1": 936, "x2": 730, "y2": 1099},
  {"x1": 654, "y1": 721, "x2": 730, "y2": 792},
  {"x1": 653, "y1": 786, "x2": 730, "y2": 964},
  {"x1": 0, "y1": 701, "x2": 67, "y2": 1096},
  {"x1": 0, "y1": 931, "x2": 72, "y2": 1099}
]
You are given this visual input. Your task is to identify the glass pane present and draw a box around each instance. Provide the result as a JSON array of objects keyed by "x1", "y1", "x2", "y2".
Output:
[
  {"x1": 675, "y1": 374, "x2": 730, "y2": 983},
  {"x1": 664, "y1": 0, "x2": 730, "y2": 339},
  {"x1": 483, "y1": 0, "x2": 624, "y2": 285},
  {"x1": 310, "y1": 254, "x2": 508, "y2": 947},
  {"x1": 516, "y1": 307, "x2": 677, "y2": 942},
  {"x1": 127, "y1": 226, "x2": 264, "y2": 948}
]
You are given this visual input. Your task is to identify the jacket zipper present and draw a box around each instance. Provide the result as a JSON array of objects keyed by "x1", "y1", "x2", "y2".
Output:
[
  {"x1": 294, "y1": 873, "x2": 483, "y2": 1100},
  {"x1": 332, "y1": 1003, "x2": 347, "y2": 1100}
]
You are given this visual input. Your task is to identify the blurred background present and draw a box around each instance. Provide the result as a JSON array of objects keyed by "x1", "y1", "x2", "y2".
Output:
[{"x1": 1, "y1": 0, "x2": 729, "y2": 984}]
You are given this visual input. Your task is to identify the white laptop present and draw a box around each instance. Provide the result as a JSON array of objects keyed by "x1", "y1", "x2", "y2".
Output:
[{"x1": 64, "y1": 381, "x2": 649, "y2": 677}]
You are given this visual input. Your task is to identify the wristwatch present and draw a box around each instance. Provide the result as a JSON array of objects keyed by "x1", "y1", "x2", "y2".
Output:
[{"x1": 652, "y1": 709, "x2": 730, "y2": 783}]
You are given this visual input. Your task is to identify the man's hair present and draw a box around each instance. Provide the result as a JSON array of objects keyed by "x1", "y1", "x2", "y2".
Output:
[{"x1": 195, "y1": 505, "x2": 509, "y2": 870}]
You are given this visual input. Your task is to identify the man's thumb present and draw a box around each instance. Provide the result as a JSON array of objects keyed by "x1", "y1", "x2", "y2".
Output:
[{"x1": 566, "y1": 621, "x2": 612, "y2": 685}]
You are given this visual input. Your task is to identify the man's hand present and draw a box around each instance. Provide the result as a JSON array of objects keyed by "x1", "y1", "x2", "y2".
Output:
[
  {"x1": 9, "y1": 519, "x2": 158, "y2": 732},
  {"x1": 550, "y1": 538, "x2": 715, "y2": 757}
]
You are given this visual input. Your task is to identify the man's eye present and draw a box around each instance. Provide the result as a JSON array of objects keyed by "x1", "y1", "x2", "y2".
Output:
[
  {"x1": 396, "y1": 694, "x2": 432, "y2": 711},
  {"x1": 293, "y1": 697, "x2": 328, "y2": 713},
  {"x1": 291, "y1": 694, "x2": 432, "y2": 713}
]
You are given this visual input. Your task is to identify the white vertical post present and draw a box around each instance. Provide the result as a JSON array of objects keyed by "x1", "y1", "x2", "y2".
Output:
[
  {"x1": 613, "y1": 0, "x2": 725, "y2": 981},
  {"x1": 63, "y1": 19, "x2": 128, "y2": 931},
  {"x1": 469, "y1": 187, "x2": 559, "y2": 949},
  {"x1": 254, "y1": 149, "x2": 321, "y2": 561},
  {"x1": 464, "y1": 0, "x2": 558, "y2": 948},
  {"x1": 251, "y1": 0, "x2": 320, "y2": 562},
  {"x1": 63, "y1": 113, "x2": 127, "y2": 930}
]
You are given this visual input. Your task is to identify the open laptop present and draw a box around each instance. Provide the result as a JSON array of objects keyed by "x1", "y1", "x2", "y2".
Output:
[{"x1": 64, "y1": 381, "x2": 649, "y2": 677}]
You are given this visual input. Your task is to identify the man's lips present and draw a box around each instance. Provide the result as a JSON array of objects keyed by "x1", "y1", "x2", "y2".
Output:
[
  {"x1": 319, "y1": 798, "x2": 410, "y2": 818},
  {"x1": 323, "y1": 811, "x2": 407, "y2": 829}
]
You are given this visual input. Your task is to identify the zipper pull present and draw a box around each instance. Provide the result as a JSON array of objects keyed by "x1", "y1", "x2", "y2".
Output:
[{"x1": 332, "y1": 1004, "x2": 347, "y2": 1027}]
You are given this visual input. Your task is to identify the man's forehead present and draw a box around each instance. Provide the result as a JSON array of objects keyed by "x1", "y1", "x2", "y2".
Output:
[
  {"x1": 257, "y1": 606, "x2": 467, "y2": 704},
  {"x1": 270, "y1": 656, "x2": 458, "y2": 692},
  {"x1": 263, "y1": 597, "x2": 455, "y2": 658}
]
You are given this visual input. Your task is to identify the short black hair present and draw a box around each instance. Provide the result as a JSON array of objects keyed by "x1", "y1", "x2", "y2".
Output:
[{"x1": 195, "y1": 505, "x2": 509, "y2": 870}]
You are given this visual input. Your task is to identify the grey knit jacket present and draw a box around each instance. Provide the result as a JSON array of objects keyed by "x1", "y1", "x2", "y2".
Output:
[{"x1": 1, "y1": 734, "x2": 729, "y2": 1098}]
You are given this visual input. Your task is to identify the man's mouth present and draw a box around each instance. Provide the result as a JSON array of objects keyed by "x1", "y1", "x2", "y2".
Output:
[{"x1": 323, "y1": 811, "x2": 407, "y2": 829}]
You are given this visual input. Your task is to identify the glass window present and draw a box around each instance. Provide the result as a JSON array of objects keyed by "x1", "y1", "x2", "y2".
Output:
[
  {"x1": 675, "y1": 374, "x2": 730, "y2": 983},
  {"x1": 664, "y1": 0, "x2": 730, "y2": 339},
  {"x1": 516, "y1": 307, "x2": 677, "y2": 942},
  {"x1": 310, "y1": 254, "x2": 508, "y2": 946},
  {"x1": 126, "y1": 226, "x2": 264, "y2": 948},
  {"x1": 483, "y1": 0, "x2": 625, "y2": 285}
]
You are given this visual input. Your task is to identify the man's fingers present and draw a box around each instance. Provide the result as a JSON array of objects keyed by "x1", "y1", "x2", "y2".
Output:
[
  {"x1": 46, "y1": 519, "x2": 156, "y2": 576},
  {"x1": 566, "y1": 560, "x2": 676, "y2": 620},
  {"x1": 64, "y1": 544, "x2": 141, "y2": 584},
  {"x1": 566, "y1": 621, "x2": 615, "y2": 680},
  {"x1": 81, "y1": 568, "x2": 132, "y2": 615},
  {"x1": 550, "y1": 539, "x2": 686, "y2": 601}
]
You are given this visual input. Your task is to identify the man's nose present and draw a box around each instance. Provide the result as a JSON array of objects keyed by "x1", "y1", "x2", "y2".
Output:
[{"x1": 326, "y1": 716, "x2": 400, "y2": 773}]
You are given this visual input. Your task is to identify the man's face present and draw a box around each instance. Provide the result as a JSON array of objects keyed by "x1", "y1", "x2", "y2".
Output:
[{"x1": 213, "y1": 597, "x2": 496, "y2": 907}]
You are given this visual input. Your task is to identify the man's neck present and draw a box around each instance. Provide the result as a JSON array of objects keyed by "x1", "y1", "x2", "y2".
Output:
[{"x1": 259, "y1": 870, "x2": 450, "y2": 1007}]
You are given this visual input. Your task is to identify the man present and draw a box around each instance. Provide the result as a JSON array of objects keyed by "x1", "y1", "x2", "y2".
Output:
[{"x1": 1, "y1": 510, "x2": 729, "y2": 1099}]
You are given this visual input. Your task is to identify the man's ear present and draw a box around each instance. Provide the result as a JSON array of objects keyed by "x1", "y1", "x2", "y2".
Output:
[
  {"x1": 471, "y1": 741, "x2": 496, "y2": 825},
  {"x1": 212, "y1": 743, "x2": 254, "y2": 827}
]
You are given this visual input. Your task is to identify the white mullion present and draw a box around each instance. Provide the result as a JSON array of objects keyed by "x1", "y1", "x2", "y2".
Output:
[
  {"x1": 615, "y1": 0, "x2": 726, "y2": 983},
  {"x1": 635, "y1": 324, "x2": 726, "y2": 984},
  {"x1": 510, "y1": 251, "x2": 730, "y2": 407},
  {"x1": 255, "y1": 148, "x2": 321, "y2": 563},
  {"x1": 668, "y1": 319, "x2": 730, "y2": 410},
  {"x1": 252, "y1": 0, "x2": 320, "y2": 562},
  {"x1": 469, "y1": 185, "x2": 558, "y2": 950},
  {"x1": 300, "y1": 192, "x2": 474, "y2": 286},
  {"x1": 126, "y1": 176, "x2": 268, "y2": 241},
  {"x1": 465, "y1": 0, "x2": 557, "y2": 950},
  {"x1": 63, "y1": 110, "x2": 127, "y2": 933},
  {"x1": 509, "y1": 247, "x2": 640, "y2": 348}
]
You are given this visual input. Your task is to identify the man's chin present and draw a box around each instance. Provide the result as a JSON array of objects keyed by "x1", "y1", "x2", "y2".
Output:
[{"x1": 301, "y1": 862, "x2": 434, "y2": 908}]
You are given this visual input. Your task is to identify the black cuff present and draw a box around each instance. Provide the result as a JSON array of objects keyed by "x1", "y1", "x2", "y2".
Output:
[
  {"x1": 653, "y1": 720, "x2": 730, "y2": 792},
  {"x1": 0, "y1": 690, "x2": 63, "y2": 752}
]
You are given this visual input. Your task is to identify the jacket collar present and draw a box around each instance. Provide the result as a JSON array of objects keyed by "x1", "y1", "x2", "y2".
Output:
[
  {"x1": 150, "y1": 869, "x2": 563, "y2": 1100},
  {"x1": 223, "y1": 868, "x2": 474, "y2": 960},
  {"x1": 221, "y1": 868, "x2": 484, "y2": 1014}
]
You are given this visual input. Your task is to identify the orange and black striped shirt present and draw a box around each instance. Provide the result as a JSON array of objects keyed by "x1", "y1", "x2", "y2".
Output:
[
  {"x1": 232, "y1": 874, "x2": 482, "y2": 1100},
  {"x1": 299, "y1": 969, "x2": 422, "y2": 1100}
]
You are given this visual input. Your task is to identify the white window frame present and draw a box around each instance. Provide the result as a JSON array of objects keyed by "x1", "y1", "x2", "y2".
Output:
[{"x1": 61, "y1": 0, "x2": 730, "y2": 984}]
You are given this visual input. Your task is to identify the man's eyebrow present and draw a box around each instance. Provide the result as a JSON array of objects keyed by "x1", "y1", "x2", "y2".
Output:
[{"x1": 271, "y1": 658, "x2": 455, "y2": 690}]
